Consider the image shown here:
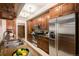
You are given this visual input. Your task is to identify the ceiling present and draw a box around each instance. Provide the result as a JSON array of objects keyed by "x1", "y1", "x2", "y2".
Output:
[
  {"x1": 18, "y1": 3, "x2": 47, "y2": 18},
  {"x1": 0, "y1": 3, "x2": 24, "y2": 20},
  {"x1": 17, "y1": 3, "x2": 57, "y2": 21},
  {"x1": 0, "y1": 3, "x2": 57, "y2": 20}
]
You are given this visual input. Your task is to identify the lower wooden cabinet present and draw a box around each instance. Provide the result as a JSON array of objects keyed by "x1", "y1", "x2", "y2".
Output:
[
  {"x1": 27, "y1": 34, "x2": 32, "y2": 42},
  {"x1": 37, "y1": 36, "x2": 49, "y2": 54},
  {"x1": 27, "y1": 34, "x2": 49, "y2": 54}
]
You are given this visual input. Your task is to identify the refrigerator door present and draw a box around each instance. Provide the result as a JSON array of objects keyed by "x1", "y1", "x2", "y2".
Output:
[
  {"x1": 49, "y1": 18, "x2": 58, "y2": 56},
  {"x1": 57, "y1": 13, "x2": 76, "y2": 56}
]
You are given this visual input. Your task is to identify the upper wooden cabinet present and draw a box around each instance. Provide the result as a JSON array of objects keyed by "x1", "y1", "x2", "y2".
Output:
[
  {"x1": 27, "y1": 21, "x2": 33, "y2": 42},
  {"x1": 61, "y1": 3, "x2": 75, "y2": 16},
  {"x1": 49, "y1": 5, "x2": 62, "y2": 19},
  {"x1": 32, "y1": 19, "x2": 36, "y2": 26},
  {"x1": 75, "y1": 3, "x2": 79, "y2": 12},
  {"x1": 27, "y1": 21, "x2": 33, "y2": 33},
  {"x1": 49, "y1": 3, "x2": 76, "y2": 19},
  {"x1": 37, "y1": 17, "x2": 42, "y2": 26},
  {"x1": 41, "y1": 13, "x2": 49, "y2": 30}
]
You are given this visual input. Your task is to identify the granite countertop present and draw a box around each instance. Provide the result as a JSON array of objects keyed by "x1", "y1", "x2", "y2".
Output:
[
  {"x1": 36, "y1": 35, "x2": 55, "y2": 40},
  {"x1": 29, "y1": 32, "x2": 55, "y2": 40}
]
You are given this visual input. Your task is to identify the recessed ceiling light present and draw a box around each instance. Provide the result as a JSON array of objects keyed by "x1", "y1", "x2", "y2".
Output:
[
  {"x1": 19, "y1": 11, "x2": 30, "y2": 18},
  {"x1": 23, "y1": 4, "x2": 37, "y2": 13}
]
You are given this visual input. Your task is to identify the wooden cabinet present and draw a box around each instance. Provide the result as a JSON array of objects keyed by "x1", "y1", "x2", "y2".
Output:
[
  {"x1": 61, "y1": 3, "x2": 75, "y2": 16},
  {"x1": 42, "y1": 13, "x2": 49, "y2": 30},
  {"x1": 75, "y1": 3, "x2": 79, "y2": 12},
  {"x1": 37, "y1": 12, "x2": 49, "y2": 30},
  {"x1": 32, "y1": 19, "x2": 37, "y2": 26},
  {"x1": 18, "y1": 25, "x2": 25, "y2": 38},
  {"x1": 40, "y1": 15, "x2": 46, "y2": 30},
  {"x1": 49, "y1": 5, "x2": 62, "y2": 19},
  {"x1": 37, "y1": 36, "x2": 49, "y2": 54},
  {"x1": 27, "y1": 21, "x2": 33, "y2": 33},
  {"x1": 37, "y1": 17, "x2": 42, "y2": 26},
  {"x1": 27, "y1": 34, "x2": 32, "y2": 42},
  {"x1": 27, "y1": 21, "x2": 33, "y2": 42}
]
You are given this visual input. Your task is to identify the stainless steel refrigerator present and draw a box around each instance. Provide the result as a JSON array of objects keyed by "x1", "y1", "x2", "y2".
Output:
[{"x1": 48, "y1": 13, "x2": 76, "y2": 56}]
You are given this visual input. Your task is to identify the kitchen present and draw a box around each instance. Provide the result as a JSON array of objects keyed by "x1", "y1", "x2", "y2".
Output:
[
  {"x1": 0, "y1": 3, "x2": 79, "y2": 56},
  {"x1": 27, "y1": 3, "x2": 79, "y2": 56}
]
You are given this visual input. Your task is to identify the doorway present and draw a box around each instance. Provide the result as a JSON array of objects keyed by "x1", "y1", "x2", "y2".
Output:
[{"x1": 18, "y1": 25, "x2": 25, "y2": 39}]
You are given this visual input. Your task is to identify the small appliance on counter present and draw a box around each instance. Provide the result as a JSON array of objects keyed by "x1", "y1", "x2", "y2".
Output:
[{"x1": 48, "y1": 31, "x2": 55, "y2": 39}]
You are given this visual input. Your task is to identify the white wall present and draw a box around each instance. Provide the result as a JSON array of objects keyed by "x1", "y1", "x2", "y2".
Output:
[
  {"x1": 25, "y1": 21, "x2": 27, "y2": 41},
  {"x1": 0, "y1": 19, "x2": 6, "y2": 42}
]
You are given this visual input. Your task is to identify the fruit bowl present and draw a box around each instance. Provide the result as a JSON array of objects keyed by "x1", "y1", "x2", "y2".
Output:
[{"x1": 12, "y1": 48, "x2": 31, "y2": 56}]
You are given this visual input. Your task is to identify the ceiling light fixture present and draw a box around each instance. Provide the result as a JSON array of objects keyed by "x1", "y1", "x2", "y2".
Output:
[
  {"x1": 19, "y1": 4, "x2": 38, "y2": 18},
  {"x1": 23, "y1": 4, "x2": 37, "y2": 13}
]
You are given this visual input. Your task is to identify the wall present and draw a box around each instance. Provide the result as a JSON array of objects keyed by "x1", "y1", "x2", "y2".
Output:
[
  {"x1": 6, "y1": 19, "x2": 16, "y2": 34},
  {"x1": 0, "y1": 19, "x2": 6, "y2": 42},
  {"x1": 0, "y1": 18, "x2": 16, "y2": 42}
]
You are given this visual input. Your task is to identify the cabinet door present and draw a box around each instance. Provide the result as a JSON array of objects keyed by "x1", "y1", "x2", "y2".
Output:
[
  {"x1": 37, "y1": 17, "x2": 42, "y2": 26},
  {"x1": 27, "y1": 21, "x2": 33, "y2": 42},
  {"x1": 61, "y1": 3, "x2": 75, "y2": 16},
  {"x1": 41, "y1": 14, "x2": 48, "y2": 30},
  {"x1": 27, "y1": 34, "x2": 32, "y2": 42},
  {"x1": 37, "y1": 36, "x2": 49, "y2": 54},
  {"x1": 18, "y1": 25, "x2": 25, "y2": 38},
  {"x1": 28, "y1": 21, "x2": 33, "y2": 33},
  {"x1": 49, "y1": 5, "x2": 61, "y2": 19},
  {"x1": 75, "y1": 3, "x2": 79, "y2": 12}
]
